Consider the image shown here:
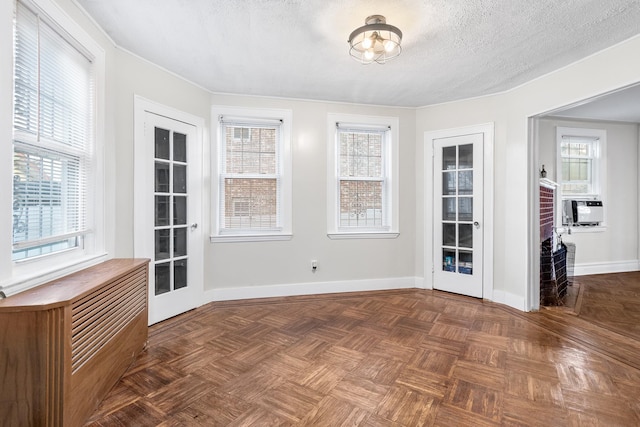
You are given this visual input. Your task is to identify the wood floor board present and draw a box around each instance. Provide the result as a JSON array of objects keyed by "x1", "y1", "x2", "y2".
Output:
[{"x1": 86, "y1": 274, "x2": 640, "y2": 426}]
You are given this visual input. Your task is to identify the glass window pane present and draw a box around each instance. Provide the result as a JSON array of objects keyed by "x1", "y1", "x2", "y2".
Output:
[
  {"x1": 339, "y1": 180, "x2": 383, "y2": 227},
  {"x1": 442, "y1": 172, "x2": 456, "y2": 195},
  {"x1": 224, "y1": 178, "x2": 277, "y2": 229},
  {"x1": 459, "y1": 251, "x2": 472, "y2": 275},
  {"x1": 173, "y1": 196, "x2": 187, "y2": 225},
  {"x1": 339, "y1": 131, "x2": 383, "y2": 178},
  {"x1": 155, "y1": 195, "x2": 170, "y2": 226},
  {"x1": 226, "y1": 126, "x2": 277, "y2": 175},
  {"x1": 443, "y1": 249, "x2": 456, "y2": 272},
  {"x1": 442, "y1": 197, "x2": 456, "y2": 221},
  {"x1": 442, "y1": 146, "x2": 456, "y2": 170},
  {"x1": 458, "y1": 197, "x2": 473, "y2": 222},
  {"x1": 459, "y1": 224, "x2": 473, "y2": 248},
  {"x1": 173, "y1": 164, "x2": 186, "y2": 193},
  {"x1": 155, "y1": 127, "x2": 170, "y2": 160},
  {"x1": 174, "y1": 132, "x2": 186, "y2": 162},
  {"x1": 443, "y1": 223, "x2": 456, "y2": 247},
  {"x1": 155, "y1": 162, "x2": 170, "y2": 193},
  {"x1": 458, "y1": 171, "x2": 473, "y2": 195},
  {"x1": 458, "y1": 144, "x2": 473, "y2": 169},
  {"x1": 174, "y1": 259, "x2": 187, "y2": 290},
  {"x1": 155, "y1": 229, "x2": 170, "y2": 260},
  {"x1": 174, "y1": 227, "x2": 187, "y2": 257},
  {"x1": 155, "y1": 262, "x2": 171, "y2": 295}
]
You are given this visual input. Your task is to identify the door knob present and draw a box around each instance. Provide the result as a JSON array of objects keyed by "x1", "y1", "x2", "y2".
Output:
[
  {"x1": 190, "y1": 223, "x2": 198, "y2": 230},
  {"x1": 473, "y1": 221, "x2": 480, "y2": 229}
]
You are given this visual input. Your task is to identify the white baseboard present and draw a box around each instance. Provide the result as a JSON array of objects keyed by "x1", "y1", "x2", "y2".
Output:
[
  {"x1": 201, "y1": 276, "x2": 529, "y2": 313},
  {"x1": 573, "y1": 260, "x2": 640, "y2": 276},
  {"x1": 414, "y1": 276, "x2": 430, "y2": 290},
  {"x1": 491, "y1": 290, "x2": 526, "y2": 311},
  {"x1": 204, "y1": 277, "x2": 418, "y2": 304}
]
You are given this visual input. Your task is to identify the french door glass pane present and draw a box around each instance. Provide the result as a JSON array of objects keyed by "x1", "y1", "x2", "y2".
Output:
[
  {"x1": 443, "y1": 249, "x2": 456, "y2": 272},
  {"x1": 155, "y1": 263, "x2": 170, "y2": 295},
  {"x1": 155, "y1": 229, "x2": 170, "y2": 260},
  {"x1": 459, "y1": 224, "x2": 473, "y2": 248},
  {"x1": 154, "y1": 127, "x2": 189, "y2": 296},
  {"x1": 442, "y1": 146, "x2": 456, "y2": 170},
  {"x1": 174, "y1": 227, "x2": 187, "y2": 257},
  {"x1": 174, "y1": 259, "x2": 187, "y2": 290},
  {"x1": 173, "y1": 196, "x2": 187, "y2": 225},
  {"x1": 459, "y1": 144, "x2": 473, "y2": 169},
  {"x1": 458, "y1": 171, "x2": 473, "y2": 195},
  {"x1": 155, "y1": 128, "x2": 170, "y2": 160},
  {"x1": 443, "y1": 197, "x2": 456, "y2": 221},
  {"x1": 173, "y1": 132, "x2": 187, "y2": 162},
  {"x1": 458, "y1": 197, "x2": 473, "y2": 221},
  {"x1": 442, "y1": 172, "x2": 456, "y2": 196},
  {"x1": 443, "y1": 223, "x2": 456, "y2": 247},
  {"x1": 459, "y1": 251, "x2": 473, "y2": 275},
  {"x1": 155, "y1": 196, "x2": 170, "y2": 226},
  {"x1": 173, "y1": 164, "x2": 187, "y2": 193},
  {"x1": 155, "y1": 162, "x2": 170, "y2": 193}
]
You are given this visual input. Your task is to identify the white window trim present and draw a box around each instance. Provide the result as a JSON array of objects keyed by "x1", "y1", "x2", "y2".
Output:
[
  {"x1": 327, "y1": 113, "x2": 399, "y2": 239},
  {"x1": 210, "y1": 106, "x2": 292, "y2": 243},
  {"x1": 556, "y1": 126, "x2": 607, "y2": 231},
  {"x1": 0, "y1": 0, "x2": 106, "y2": 297}
]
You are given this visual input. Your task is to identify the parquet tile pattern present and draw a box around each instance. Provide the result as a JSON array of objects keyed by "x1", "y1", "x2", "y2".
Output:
[{"x1": 86, "y1": 279, "x2": 640, "y2": 426}]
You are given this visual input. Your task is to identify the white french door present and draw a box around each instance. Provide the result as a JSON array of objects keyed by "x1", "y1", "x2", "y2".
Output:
[
  {"x1": 134, "y1": 102, "x2": 203, "y2": 325},
  {"x1": 433, "y1": 133, "x2": 484, "y2": 298}
]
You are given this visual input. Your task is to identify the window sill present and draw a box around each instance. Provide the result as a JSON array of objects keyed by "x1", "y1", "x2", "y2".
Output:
[
  {"x1": 3, "y1": 252, "x2": 109, "y2": 298},
  {"x1": 210, "y1": 234, "x2": 293, "y2": 243},
  {"x1": 327, "y1": 232, "x2": 400, "y2": 240},
  {"x1": 566, "y1": 225, "x2": 607, "y2": 234}
]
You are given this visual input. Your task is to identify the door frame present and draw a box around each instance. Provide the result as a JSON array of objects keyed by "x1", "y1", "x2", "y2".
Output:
[
  {"x1": 133, "y1": 95, "x2": 205, "y2": 324},
  {"x1": 424, "y1": 123, "x2": 494, "y2": 299}
]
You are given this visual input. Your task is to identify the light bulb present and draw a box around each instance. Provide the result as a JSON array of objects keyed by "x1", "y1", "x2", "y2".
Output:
[
  {"x1": 362, "y1": 35, "x2": 373, "y2": 49},
  {"x1": 383, "y1": 39, "x2": 395, "y2": 52},
  {"x1": 364, "y1": 49, "x2": 374, "y2": 60}
]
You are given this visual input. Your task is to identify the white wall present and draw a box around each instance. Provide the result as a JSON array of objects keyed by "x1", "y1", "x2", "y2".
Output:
[
  {"x1": 538, "y1": 118, "x2": 639, "y2": 272},
  {"x1": 416, "y1": 34, "x2": 640, "y2": 310},
  {"x1": 112, "y1": 58, "x2": 418, "y2": 297},
  {"x1": 113, "y1": 49, "x2": 212, "y2": 258},
  {"x1": 204, "y1": 95, "x2": 417, "y2": 297}
]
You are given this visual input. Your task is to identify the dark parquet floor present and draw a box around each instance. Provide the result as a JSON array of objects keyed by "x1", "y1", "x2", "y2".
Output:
[{"x1": 86, "y1": 274, "x2": 640, "y2": 426}]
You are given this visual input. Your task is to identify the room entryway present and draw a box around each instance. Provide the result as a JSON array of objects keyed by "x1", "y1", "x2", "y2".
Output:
[{"x1": 134, "y1": 98, "x2": 204, "y2": 325}]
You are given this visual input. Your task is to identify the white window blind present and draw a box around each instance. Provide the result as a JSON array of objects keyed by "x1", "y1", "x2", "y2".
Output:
[
  {"x1": 218, "y1": 117, "x2": 282, "y2": 232},
  {"x1": 560, "y1": 135, "x2": 598, "y2": 196},
  {"x1": 337, "y1": 125, "x2": 389, "y2": 230},
  {"x1": 12, "y1": 1, "x2": 93, "y2": 260}
]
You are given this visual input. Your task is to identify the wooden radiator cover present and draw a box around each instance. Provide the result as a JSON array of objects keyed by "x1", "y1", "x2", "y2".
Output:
[{"x1": 0, "y1": 258, "x2": 150, "y2": 427}]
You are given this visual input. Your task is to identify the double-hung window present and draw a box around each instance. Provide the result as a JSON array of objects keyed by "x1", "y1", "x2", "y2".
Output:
[
  {"x1": 556, "y1": 126, "x2": 607, "y2": 227},
  {"x1": 4, "y1": 0, "x2": 105, "y2": 295},
  {"x1": 327, "y1": 113, "x2": 399, "y2": 238},
  {"x1": 556, "y1": 127, "x2": 606, "y2": 198},
  {"x1": 211, "y1": 107, "x2": 292, "y2": 242}
]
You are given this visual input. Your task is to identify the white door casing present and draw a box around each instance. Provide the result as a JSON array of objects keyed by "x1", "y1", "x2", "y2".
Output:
[
  {"x1": 134, "y1": 97, "x2": 204, "y2": 325},
  {"x1": 424, "y1": 124, "x2": 494, "y2": 300}
]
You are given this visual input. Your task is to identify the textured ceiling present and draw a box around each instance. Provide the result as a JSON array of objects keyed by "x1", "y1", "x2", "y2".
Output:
[
  {"x1": 75, "y1": 0, "x2": 640, "y2": 107},
  {"x1": 551, "y1": 83, "x2": 640, "y2": 123}
]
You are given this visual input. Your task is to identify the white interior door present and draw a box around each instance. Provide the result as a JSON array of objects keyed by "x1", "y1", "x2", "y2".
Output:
[
  {"x1": 135, "y1": 108, "x2": 203, "y2": 325},
  {"x1": 433, "y1": 133, "x2": 484, "y2": 298}
]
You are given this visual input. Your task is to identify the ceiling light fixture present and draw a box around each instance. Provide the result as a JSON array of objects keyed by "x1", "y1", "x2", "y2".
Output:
[{"x1": 348, "y1": 15, "x2": 402, "y2": 65}]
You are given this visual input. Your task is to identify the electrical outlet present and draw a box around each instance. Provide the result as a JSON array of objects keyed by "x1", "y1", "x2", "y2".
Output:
[{"x1": 311, "y1": 260, "x2": 318, "y2": 271}]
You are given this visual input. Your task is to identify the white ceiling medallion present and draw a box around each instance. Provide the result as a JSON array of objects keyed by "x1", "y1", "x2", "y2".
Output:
[{"x1": 348, "y1": 15, "x2": 402, "y2": 65}]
